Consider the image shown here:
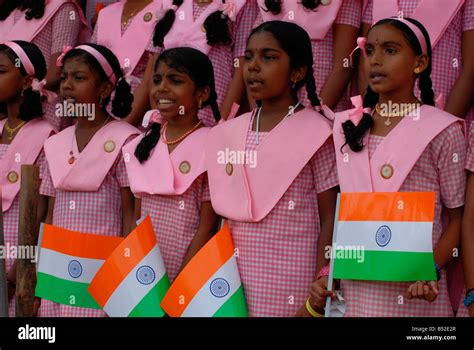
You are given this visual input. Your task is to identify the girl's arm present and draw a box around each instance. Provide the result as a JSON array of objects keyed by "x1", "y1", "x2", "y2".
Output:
[
  {"x1": 121, "y1": 187, "x2": 135, "y2": 237},
  {"x1": 444, "y1": 30, "x2": 474, "y2": 118},
  {"x1": 462, "y1": 172, "x2": 474, "y2": 316},
  {"x1": 125, "y1": 53, "x2": 157, "y2": 126},
  {"x1": 434, "y1": 206, "x2": 464, "y2": 268},
  {"x1": 179, "y1": 201, "x2": 218, "y2": 271},
  {"x1": 44, "y1": 196, "x2": 55, "y2": 225},
  {"x1": 220, "y1": 58, "x2": 246, "y2": 120},
  {"x1": 319, "y1": 24, "x2": 359, "y2": 109}
]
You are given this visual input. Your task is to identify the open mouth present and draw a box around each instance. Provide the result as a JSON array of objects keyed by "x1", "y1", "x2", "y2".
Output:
[
  {"x1": 369, "y1": 72, "x2": 387, "y2": 83},
  {"x1": 246, "y1": 78, "x2": 264, "y2": 88}
]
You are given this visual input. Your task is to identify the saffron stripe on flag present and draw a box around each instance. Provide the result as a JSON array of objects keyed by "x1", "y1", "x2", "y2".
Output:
[
  {"x1": 336, "y1": 221, "x2": 433, "y2": 252},
  {"x1": 161, "y1": 222, "x2": 234, "y2": 317},
  {"x1": 333, "y1": 250, "x2": 437, "y2": 281},
  {"x1": 35, "y1": 272, "x2": 101, "y2": 309},
  {"x1": 41, "y1": 224, "x2": 123, "y2": 259},
  {"x1": 88, "y1": 215, "x2": 157, "y2": 308},
  {"x1": 338, "y1": 192, "x2": 435, "y2": 222},
  {"x1": 101, "y1": 245, "x2": 168, "y2": 317}
]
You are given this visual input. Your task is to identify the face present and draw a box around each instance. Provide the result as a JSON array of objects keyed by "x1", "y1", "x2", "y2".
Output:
[
  {"x1": 243, "y1": 31, "x2": 297, "y2": 102},
  {"x1": 60, "y1": 56, "x2": 111, "y2": 106},
  {"x1": 0, "y1": 52, "x2": 28, "y2": 103},
  {"x1": 150, "y1": 60, "x2": 205, "y2": 121},
  {"x1": 365, "y1": 24, "x2": 426, "y2": 96}
]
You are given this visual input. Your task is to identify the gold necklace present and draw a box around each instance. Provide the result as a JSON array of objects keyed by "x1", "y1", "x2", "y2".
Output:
[
  {"x1": 161, "y1": 120, "x2": 202, "y2": 145},
  {"x1": 375, "y1": 102, "x2": 420, "y2": 126},
  {"x1": 4, "y1": 120, "x2": 26, "y2": 141}
]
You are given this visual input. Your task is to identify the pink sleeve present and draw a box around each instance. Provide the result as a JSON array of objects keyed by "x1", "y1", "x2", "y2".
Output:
[
  {"x1": 462, "y1": 0, "x2": 474, "y2": 31},
  {"x1": 39, "y1": 159, "x2": 56, "y2": 197},
  {"x1": 362, "y1": 0, "x2": 373, "y2": 25},
  {"x1": 201, "y1": 173, "x2": 211, "y2": 202},
  {"x1": 51, "y1": 3, "x2": 82, "y2": 54},
  {"x1": 233, "y1": 0, "x2": 259, "y2": 58},
  {"x1": 335, "y1": 0, "x2": 362, "y2": 28},
  {"x1": 434, "y1": 122, "x2": 467, "y2": 208},
  {"x1": 466, "y1": 125, "x2": 474, "y2": 171},
  {"x1": 311, "y1": 137, "x2": 339, "y2": 194}
]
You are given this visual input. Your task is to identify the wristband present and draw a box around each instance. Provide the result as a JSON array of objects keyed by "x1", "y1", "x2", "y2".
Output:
[
  {"x1": 434, "y1": 262, "x2": 441, "y2": 281},
  {"x1": 305, "y1": 298, "x2": 324, "y2": 318}
]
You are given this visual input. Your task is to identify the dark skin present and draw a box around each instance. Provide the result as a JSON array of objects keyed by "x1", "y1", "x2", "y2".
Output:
[
  {"x1": 132, "y1": 60, "x2": 219, "y2": 272},
  {"x1": 309, "y1": 24, "x2": 464, "y2": 313},
  {"x1": 462, "y1": 171, "x2": 474, "y2": 316},
  {"x1": 0, "y1": 52, "x2": 49, "y2": 308},
  {"x1": 242, "y1": 31, "x2": 338, "y2": 317}
]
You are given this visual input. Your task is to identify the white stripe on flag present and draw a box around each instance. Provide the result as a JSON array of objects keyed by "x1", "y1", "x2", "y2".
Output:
[
  {"x1": 103, "y1": 244, "x2": 167, "y2": 317},
  {"x1": 182, "y1": 256, "x2": 240, "y2": 317},
  {"x1": 37, "y1": 248, "x2": 103, "y2": 283},
  {"x1": 336, "y1": 221, "x2": 433, "y2": 252}
]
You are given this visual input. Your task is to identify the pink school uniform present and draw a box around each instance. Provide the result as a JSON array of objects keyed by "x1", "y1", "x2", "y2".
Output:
[
  {"x1": 0, "y1": 118, "x2": 54, "y2": 317},
  {"x1": 92, "y1": 0, "x2": 162, "y2": 92},
  {"x1": 333, "y1": 100, "x2": 466, "y2": 317},
  {"x1": 253, "y1": 0, "x2": 362, "y2": 112},
  {"x1": 123, "y1": 124, "x2": 212, "y2": 282},
  {"x1": 85, "y1": 0, "x2": 118, "y2": 24},
  {"x1": 205, "y1": 107, "x2": 338, "y2": 317},
  {"x1": 159, "y1": 0, "x2": 258, "y2": 127},
  {"x1": 362, "y1": 0, "x2": 474, "y2": 129},
  {"x1": 0, "y1": 0, "x2": 90, "y2": 131},
  {"x1": 456, "y1": 124, "x2": 474, "y2": 317},
  {"x1": 37, "y1": 120, "x2": 139, "y2": 317}
]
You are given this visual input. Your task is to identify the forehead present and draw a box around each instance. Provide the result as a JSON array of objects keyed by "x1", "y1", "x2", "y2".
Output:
[
  {"x1": 0, "y1": 51, "x2": 15, "y2": 66},
  {"x1": 154, "y1": 60, "x2": 186, "y2": 76},
  {"x1": 62, "y1": 56, "x2": 94, "y2": 72},
  {"x1": 367, "y1": 23, "x2": 407, "y2": 44},
  {"x1": 247, "y1": 31, "x2": 281, "y2": 50}
]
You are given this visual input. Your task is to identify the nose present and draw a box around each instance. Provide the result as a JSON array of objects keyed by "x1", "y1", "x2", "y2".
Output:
[
  {"x1": 246, "y1": 56, "x2": 260, "y2": 73},
  {"x1": 369, "y1": 47, "x2": 383, "y2": 66},
  {"x1": 60, "y1": 75, "x2": 72, "y2": 91}
]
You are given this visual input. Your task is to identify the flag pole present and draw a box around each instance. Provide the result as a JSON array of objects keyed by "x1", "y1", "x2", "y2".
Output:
[{"x1": 324, "y1": 194, "x2": 340, "y2": 317}]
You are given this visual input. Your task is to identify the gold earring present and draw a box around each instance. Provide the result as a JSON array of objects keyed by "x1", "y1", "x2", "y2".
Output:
[{"x1": 414, "y1": 67, "x2": 421, "y2": 74}]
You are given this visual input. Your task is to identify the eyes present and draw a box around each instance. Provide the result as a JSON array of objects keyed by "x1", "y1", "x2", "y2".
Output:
[
  {"x1": 60, "y1": 74, "x2": 86, "y2": 82},
  {"x1": 153, "y1": 75, "x2": 183, "y2": 85},
  {"x1": 244, "y1": 53, "x2": 278, "y2": 62},
  {"x1": 365, "y1": 45, "x2": 398, "y2": 56}
]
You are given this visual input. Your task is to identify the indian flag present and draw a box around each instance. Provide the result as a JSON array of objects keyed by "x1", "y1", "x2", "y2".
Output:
[
  {"x1": 35, "y1": 224, "x2": 123, "y2": 309},
  {"x1": 88, "y1": 215, "x2": 169, "y2": 317},
  {"x1": 161, "y1": 222, "x2": 247, "y2": 317},
  {"x1": 332, "y1": 192, "x2": 437, "y2": 281}
]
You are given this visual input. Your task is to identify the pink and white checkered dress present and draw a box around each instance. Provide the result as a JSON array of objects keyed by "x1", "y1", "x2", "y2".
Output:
[
  {"x1": 253, "y1": 0, "x2": 362, "y2": 112},
  {"x1": 139, "y1": 173, "x2": 211, "y2": 282},
  {"x1": 0, "y1": 145, "x2": 48, "y2": 317},
  {"x1": 363, "y1": 0, "x2": 474, "y2": 130},
  {"x1": 8, "y1": 3, "x2": 84, "y2": 132},
  {"x1": 457, "y1": 124, "x2": 474, "y2": 317},
  {"x1": 340, "y1": 122, "x2": 466, "y2": 317},
  {"x1": 91, "y1": 14, "x2": 161, "y2": 93},
  {"x1": 37, "y1": 136, "x2": 134, "y2": 317},
  {"x1": 227, "y1": 113, "x2": 339, "y2": 317}
]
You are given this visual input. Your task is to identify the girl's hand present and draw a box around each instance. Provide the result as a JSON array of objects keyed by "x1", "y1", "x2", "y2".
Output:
[
  {"x1": 309, "y1": 276, "x2": 336, "y2": 311},
  {"x1": 295, "y1": 304, "x2": 313, "y2": 317},
  {"x1": 407, "y1": 281, "x2": 439, "y2": 302}
]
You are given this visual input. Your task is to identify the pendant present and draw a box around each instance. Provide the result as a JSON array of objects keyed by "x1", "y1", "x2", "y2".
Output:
[{"x1": 384, "y1": 119, "x2": 391, "y2": 126}]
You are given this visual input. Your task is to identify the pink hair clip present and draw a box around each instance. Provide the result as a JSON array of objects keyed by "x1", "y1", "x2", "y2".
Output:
[
  {"x1": 348, "y1": 95, "x2": 371, "y2": 126},
  {"x1": 221, "y1": 0, "x2": 236, "y2": 21},
  {"x1": 56, "y1": 45, "x2": 73, "y2": 67},
  {"x1": 349, "y1": 37, "x2": 367, "y2": 68},
  {"x1": 31, "y1": 78, "x2": 57, "y2": 102},
  {"x1": 142, "y1": 109, "x2": 164, "y2": 128}
]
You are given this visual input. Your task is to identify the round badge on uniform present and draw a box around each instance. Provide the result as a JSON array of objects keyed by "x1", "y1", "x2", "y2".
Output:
[
  {"x1": 179, "y1": 161, "x2": 191, "y2": 174},
  {"x1": 380, "y1": 164, "x2": 394, "y2": 179},
  {"x1": 225, "y1": 163, "x2": 233, "y2": 176},
  {"x1": 320, "y1": 0, "x2": 331, "y2": 5},
  {"x1": 7, "y1": 171, "x2": 18, "y2": 183},
  {"x1": 143, "y1": 12, "x2": 153, "y2": 22},
  {"x1": 104, "y1": 140, "x2": 116, "y2": 153}
]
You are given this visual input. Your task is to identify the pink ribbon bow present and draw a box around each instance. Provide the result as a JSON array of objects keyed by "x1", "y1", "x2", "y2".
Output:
[
  {"x1": 31, "y1": 78, "x2": 58, "y2": 102},
  {"x1": 56, "y1": 45, "x2": 73, "y2": 67},
  {"x1": 221, "y1": 0, "x2": 237, "y2": 21},
  {"x1": 348, "y1": 95, "x2": 371, "y2": 126},
  {"x1": 142, "y1": 109, "x2": 164, "y2": 128},
  {"x1": 121, "y1": 66, "x2": 142, "y2": 86}
]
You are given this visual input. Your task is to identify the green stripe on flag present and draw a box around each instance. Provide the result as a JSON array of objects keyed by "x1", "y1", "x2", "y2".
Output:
[
  {"x1": 35, "y1": 272, "x2": 100, "y2": 309},
  {"x1": 333, "y1": 250, "x2": 436, "y2": 281},
  {"x1": 129, "y1": 275, "x2": 170, "y2": 317},
  {"x1": 212, "y1": 286, "x2": 248, "y2": 317}
]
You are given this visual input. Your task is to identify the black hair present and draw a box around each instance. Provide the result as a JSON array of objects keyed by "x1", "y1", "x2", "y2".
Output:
[
  {"x1": 134, "y1": 47, "x2": 220, "y2": 163},
  {"x1": 153, "y1": 0, "x2": 233, "y2": 48},
  {"x1": 18, "y1": 0, "x2": 45, "y2": 20},
  {"x1": 262, "y1": 0, "x2": 321, "y2": 15},
  {"x1": 0, "y1": 0, "x2": 18, "y2": 20},
  {"x1": 342, "y1": 17, "x2": 435, "y2": 152},
  {"x1": 0, "y1": 40, "x2": 47, "y2": 121},
  {"x1": 61, "y1": 43, "x2": 134, "y2": 118},
  {"x1": 248, "y1": 21, "x2": 323, "y2": 110}
]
